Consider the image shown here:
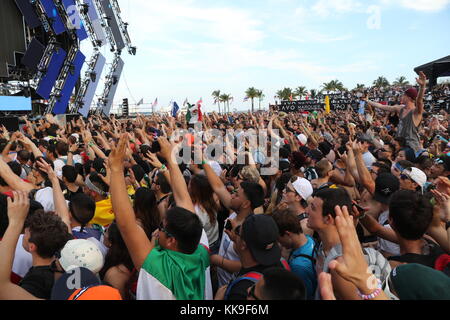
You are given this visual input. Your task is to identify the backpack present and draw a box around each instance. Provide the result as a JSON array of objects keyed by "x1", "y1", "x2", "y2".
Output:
[
  {"x1": 321, "y1": 244, "x2": 392, "y2": 284},
  {"x1": 388, "y1": 239, "x2": 450, "y2": 276},
  {"x1": 363, "y1": 247, "x2": 392, "y2": 284},
  {"x1": 224, "y1": 258, "x2": 291, "y2": 300}
]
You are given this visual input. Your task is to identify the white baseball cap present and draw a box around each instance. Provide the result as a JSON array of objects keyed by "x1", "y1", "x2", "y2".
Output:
[
  {"x1": 402, "y1": 167, "x2": 427, "y2": 189},
  {"x1": 297, "y1": 134, "x2": 308, "y2": 146},
  {"x1": 288, "y1": 177, "x2": 313, "y2": 201},
  {"x1": 59, "y1": 239, "x2": 104, "y2": 274}
]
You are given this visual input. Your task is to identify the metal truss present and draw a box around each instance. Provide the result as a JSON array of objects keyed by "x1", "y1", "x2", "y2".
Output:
[
  {"x1": 96, "y1": 52, "x2": 120, "y2": 114},
  {"x1": 45, "y1": 45, "x2": 79, "y2": 114},
  {"x1": 74, "y1": 0, "x2": 103, "y2": 48},
  {"x1": 69, "y1": 48, "x2": 100, "y2": 113},
  {"x1": 91, "y1": 0, "x2": 117, "y2": 52},
  {"x1": 110, "y1": 0, "x2": 136, "y2": 55}
]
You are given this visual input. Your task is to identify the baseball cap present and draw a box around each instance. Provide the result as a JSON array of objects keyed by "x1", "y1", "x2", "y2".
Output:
[
  {"x1": 242, "y1": 215, "x2": 281, "y2": 266},
  {"x1": 279, "y1": 161, "x2": 291, "y2": 173},
  {"x1": 92, "y1": 158, "x2": 106, "y2": 175},
  {"x1": 373, "y1": 173, "x2": 400, "y2": 204},
  {"x1": 287, "y1": 177, "x2": 313, "y2": 201},
  {"x1": 389, "y1": 263, "x2": 450, "y2": 300},
  {"x1": 58, "y1": 239, "x2": 104, "y2": 274},
  {"x1": 306, "y1": 149, "x2": 324, "y2": 162},
  {"x1": 297, "y1": 134, "x2": 307, "y2": 146},
  {"x1": 404, "y1": 87, "x2": 418, "y2": 101},
  {"x1": 51, "y1": 267, "x2": 122, "y2": 300},
  {"x1": 401, "y1": 167, "x2": 427, "y2": 188}
]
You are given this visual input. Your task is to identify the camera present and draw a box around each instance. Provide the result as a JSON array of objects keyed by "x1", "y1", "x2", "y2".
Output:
[
  {"x1": 224, "y1": 220, "x2": 232, "y2": 231},
  {"x1": 150, "y1": 141, "x2": 161, "y2": 153}
]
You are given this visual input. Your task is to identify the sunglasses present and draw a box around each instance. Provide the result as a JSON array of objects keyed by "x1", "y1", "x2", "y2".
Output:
[
  {"x1": 400, "y1": 174, "x2": 411, "y2": 181},
  {"x1": 159, "y1": 222, "x2": 174, "y2": 238}
]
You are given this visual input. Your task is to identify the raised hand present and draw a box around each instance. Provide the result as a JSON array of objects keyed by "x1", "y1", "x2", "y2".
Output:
[
  {"x1": 108, "y1": 133, "x2": 128, "y2": 172},
  {"x1": 416, "y1": 71, "x2": 427, "y2": 88},
  {"x1": 328, "y1": 206, "x2": 377, "y2": 293},
  {"x1": 145, "y1": 151, "x2": 163, "y2": 169},
  {"x1": 37, "y1": 158, "x2": 57, "y2": 181},
  {"x1": 436, "y1": 176, "x2": 450, "y2": 195},
  {"x1": 431, "y1": 189, "x2": 450, "y2": 222},
  {"x1": 7, "y1": 191, "x2": 30, "y2": 224},
  {"x1": 157, "y1": 137, "x2": 175, "y2": 163},
  {"x1": 69, "y1": 143, "x2": 79, "y2": 153},
  {"x1": 319, "y1": 272, "x2": 336, "y2": 300}
]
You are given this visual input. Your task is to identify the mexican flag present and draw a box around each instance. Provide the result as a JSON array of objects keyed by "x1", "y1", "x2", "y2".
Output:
[
  {"x1": 137, "y1": 242, "x2": 211, "y2": 300},
  {"x1": 186, "y1": 99, "x2": 203, "y2": 124}
]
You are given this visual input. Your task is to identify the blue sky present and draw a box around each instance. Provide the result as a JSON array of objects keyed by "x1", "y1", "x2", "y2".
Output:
[{"x1": 81, "y1": 0, "x2": 450, "y2": 113}]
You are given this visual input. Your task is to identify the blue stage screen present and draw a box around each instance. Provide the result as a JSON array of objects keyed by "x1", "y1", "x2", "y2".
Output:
[
  {"x1": 0, "y1": 96, "x2": 32, "y2": 111},
  {"x1": 52, "y1": 51, "x2": 86, "y2": 114},
  {"x1": 15, "y1": 0, "x2": 42, "y2": 28},
  {"x1": 79, "y1": 53, "x2": 106, "y2": 117},
  {"x1": 62, "y1": 0, "x2": 88, "y2": 41},
  {"x1": 39, "y1": 0, "x2": 67, "y2": 35},
  {"x1": 36, "y1": 48, "x2": 67, "y2": 99}
]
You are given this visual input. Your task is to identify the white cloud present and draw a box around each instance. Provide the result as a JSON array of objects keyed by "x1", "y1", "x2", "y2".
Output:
[
  {"x1": 311, "y1": 0, "x2": 364, "y2": 17},
  {"x1": 380, "y1": 0, "x2": 450, "y2": 11}
]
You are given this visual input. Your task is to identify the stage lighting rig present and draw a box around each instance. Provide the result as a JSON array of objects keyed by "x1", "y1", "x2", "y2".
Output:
[
  {"x1": 30, "y1": 0, "x2": 53, "y2": 33},
  {"x1": 45, "y1": 46, "x2": 78, "y2": 114},
  {"x1": 92, "y1": 0, "x2": 118, "y2": 52},
  {"x1": 97, "y1": 52, "x2": 123, "y2": 115},
  {"x1": 110, "y1": 0, "x2": 136, "y2": 56},
  {"x1": 74, "y1": 0, "x2": 102, "y2": 48},
  {"x1": 70, "y1": 50, "x2": 105, "y2": 114}
]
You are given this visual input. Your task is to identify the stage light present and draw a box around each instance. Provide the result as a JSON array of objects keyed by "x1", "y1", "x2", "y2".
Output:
[
  {"x1": 81, "y1": 3, "x2": 89, "y2": 15},
  {"x1": 89, "y1": 71, "x2": 96, "y2": 82},
  {"x1": 112, "y1": 75, "x2": 117, "y2": 85},
  {"x1": 129, "y1": 46, "x2": 136, "y2": 55}
]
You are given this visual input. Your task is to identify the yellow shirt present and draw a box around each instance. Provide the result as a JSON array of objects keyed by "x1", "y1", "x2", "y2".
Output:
[{"x1": 90, "y1": 197, "x2": 115, "y2": 227}]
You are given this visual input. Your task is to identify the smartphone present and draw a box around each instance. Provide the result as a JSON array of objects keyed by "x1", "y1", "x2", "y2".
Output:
[
  {"x1": 352, "y1": 203, "x2": 366, "y2": 216},
  {"x1": 224, "y1": 220, "x2": 232, "y2": 231}
]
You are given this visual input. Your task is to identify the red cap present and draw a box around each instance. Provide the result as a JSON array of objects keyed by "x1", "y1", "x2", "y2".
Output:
[{"x1": 404, "y1": 87, "x2": 418, "y2": 100}]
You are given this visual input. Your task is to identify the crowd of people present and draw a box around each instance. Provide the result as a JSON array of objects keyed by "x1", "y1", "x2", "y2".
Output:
[
  {"x1": 313, "y1": 82, "x2": 450, "y2": 112},
  {"x1": 0, "y1": 71, "x2": 449, "y2": 301}
]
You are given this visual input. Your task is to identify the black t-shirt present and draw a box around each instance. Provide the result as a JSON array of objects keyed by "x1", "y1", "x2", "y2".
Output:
[
  {"x1": 20, "y1": 266, "x2": 55, "y2": 299},
  {"x1": 64, "y1": 186, "x2": 83, "y2": 201},
  {"x1": 226, "y1": 262, "x2": 284, "y2": 300}
]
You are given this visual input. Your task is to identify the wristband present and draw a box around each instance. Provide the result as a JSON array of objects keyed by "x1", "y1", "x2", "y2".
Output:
[
  {"x1": 357, "y1": 279, "x2": 382, "y2": 300},
  {"x1": 159, "y1": 164, "x2": 167, "y2": 173},
  {"x1": 201, "y1": 160, "x2": 207, "y2": 166}
]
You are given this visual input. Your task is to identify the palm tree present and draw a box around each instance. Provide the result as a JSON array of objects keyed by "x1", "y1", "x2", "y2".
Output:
[
  {"x1": 373, "y1": 76, "x2": 390, "y2": 88},
  {"x1": 275, "y1": 88, "x2": 294, "y2": 101},
  {"x1": 354, "y1": 83, "x2": 366, "y2": 91},
  {"x1": 256, "y1": 90, "x2": 265, "y2": 111},
  {"x1": 245, "y1": 87, "x2": 259, "y2": 113},
  {"x1": 322, "y1": 80, "x2": 345, "y2": 93},
  {"x1": 212, "y1": 90, "x2": 221, "y2": 114},
  {"x1": 220, "y1": 94, "x2": 233, "y2": 114},
  {"x1": 294, "y1": 86, "x2": 308, "y2": 100},
  {"x1": 310, "y1": 89, "x2": 317, "y2": 99},
  {"x1": 393, "y1": 76, "x2": 409, "y2": 86}
]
